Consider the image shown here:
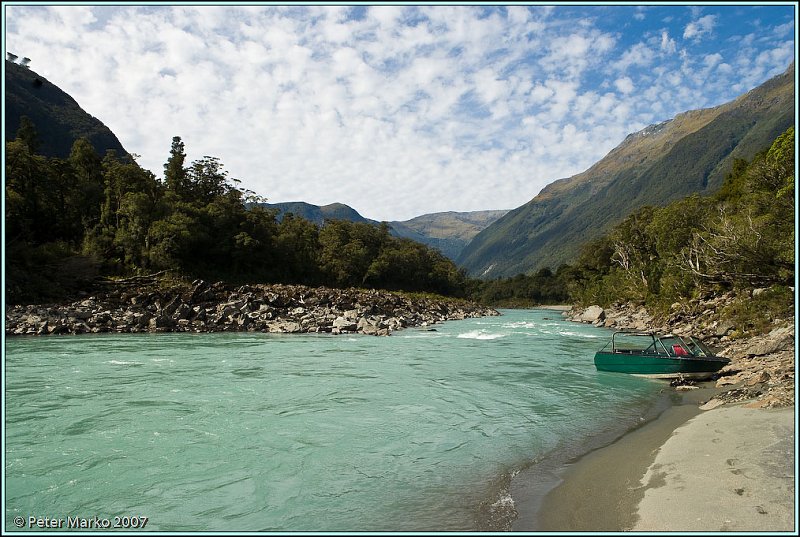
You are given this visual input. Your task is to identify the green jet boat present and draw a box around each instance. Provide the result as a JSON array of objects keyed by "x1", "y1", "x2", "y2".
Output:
[{"x1": 594, "y1": 331, "x2": 731, "y2": 379}]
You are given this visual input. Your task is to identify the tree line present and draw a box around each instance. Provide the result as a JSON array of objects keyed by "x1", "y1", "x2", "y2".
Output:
[
  {"x1": 6, "y1": 118, "x2": 793, "y2": 319},
  {"x1": 6, "y1": 120, "x2": 467, "y2": 303}
]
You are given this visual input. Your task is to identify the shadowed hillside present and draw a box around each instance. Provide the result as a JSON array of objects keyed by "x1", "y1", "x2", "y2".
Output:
[{"x1": 5, "y1": 59, "x2": 128, "y2": 158}]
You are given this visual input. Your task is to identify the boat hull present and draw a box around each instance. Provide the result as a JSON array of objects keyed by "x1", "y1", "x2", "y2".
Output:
[{"x1": 594, "y1": 351, "x2": 729, "y2": 379}]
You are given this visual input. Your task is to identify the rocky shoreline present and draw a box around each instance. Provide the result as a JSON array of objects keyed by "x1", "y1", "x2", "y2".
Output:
[
  {"x1": 5, "y1": 280, "x2": 499, "y2": 337},
  {"x1": 565, "y1": 297, "x2": 795, "y2": 409}
]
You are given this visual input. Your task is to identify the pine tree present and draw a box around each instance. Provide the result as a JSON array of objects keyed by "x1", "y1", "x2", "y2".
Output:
[{"x1": 164, "y1": 136, "x2": 187, "y2": 198}]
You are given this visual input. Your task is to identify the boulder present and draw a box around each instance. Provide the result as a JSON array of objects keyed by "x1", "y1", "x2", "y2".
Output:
[
  {"x1": 744, "y1": 325, "x2": 794, "y2": 356},
  {"x1": 716, "y1": 375, "x2": 741, "y2": 387},
  {"x1": 579, "y1": 305, "x2": 605, "y2": 323},
  {"x1": 333, "y1": 317, "x2": 357, "y2": 332},
  {"x1": 149, "y1": 315, "x2": 174, "y2": 329},
  {"x1": 743, "y1": 396, "x2": 781, "y2": 409},
  {"x1": 714, "y1": 322, "x2": 735, "y2": 337},
  {"x1": 745, "y1": 370, "x2": 771, "y2": 386}
]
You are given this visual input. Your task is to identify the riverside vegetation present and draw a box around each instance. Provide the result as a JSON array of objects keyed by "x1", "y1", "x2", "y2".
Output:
[
  {"x1": 6, "y1": 124, "x2": 470, "y2": 306},
  {"x1": 4, "y1": 119, "x2": 793, "y2": 347},
  {"x1": 6, "y1": 120, "x2": 496, "y2": 336}
]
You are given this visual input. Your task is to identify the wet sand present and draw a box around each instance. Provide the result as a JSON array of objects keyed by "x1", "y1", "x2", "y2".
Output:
[{"x1": 513, "y1": 385, "x2": 795, "y2": 532}]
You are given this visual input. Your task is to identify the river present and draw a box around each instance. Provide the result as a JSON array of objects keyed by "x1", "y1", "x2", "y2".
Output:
[{"x1": 5, "y1": 309, "x2": 664, "y2": 531}]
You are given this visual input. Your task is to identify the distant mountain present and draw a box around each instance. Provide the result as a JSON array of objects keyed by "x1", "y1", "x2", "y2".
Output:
[
  {"x1": 458, "y1": 63, "x2": 795, "y2": 278},
  {"x1": 5, "y1": 60, "x2": 128, "y2": 158},
  {"x1": 260, "y1": 202, "x2": 507, "y2": 261},
  {"x1": 260, "y1": 201, "x2": 372, "y2": 226},
  {"x1": 390, "y1": 210, "x2": 509, "y2": 261}
]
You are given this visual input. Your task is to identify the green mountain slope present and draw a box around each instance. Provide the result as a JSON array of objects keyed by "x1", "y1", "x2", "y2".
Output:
[
  {"x1": 5, "y1": 60, "x2": 128, "y2": 158},
  {"x1": 458, "y1": 63, "x2": 795, "y2": 278},
  {"x1": 261, "y1": 202, "x2": 507, "y2": 261}
]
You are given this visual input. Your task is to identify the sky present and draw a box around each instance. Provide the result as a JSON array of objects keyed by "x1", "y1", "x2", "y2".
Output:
[{"x1": 3, "y1": 3, "x2": 796, "y2": 222}]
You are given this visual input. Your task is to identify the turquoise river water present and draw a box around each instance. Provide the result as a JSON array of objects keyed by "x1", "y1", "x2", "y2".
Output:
[{"x1": 5, "y1": 309, "x2": 665, "y2": 532}]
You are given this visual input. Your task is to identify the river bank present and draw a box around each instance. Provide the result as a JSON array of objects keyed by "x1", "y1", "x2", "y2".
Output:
[
  {"x1": 520, "y1": 385, "x2": 795, "y2": 531},
  {"x1": 517, "y1": 302, "x2": 796, "y2": 531},
  {"x1": 565, "y1": 301, "x2": 795, "y2": 408},
  {"x1": 4, "y1": 279, "x2": 498, "y2": 337}
]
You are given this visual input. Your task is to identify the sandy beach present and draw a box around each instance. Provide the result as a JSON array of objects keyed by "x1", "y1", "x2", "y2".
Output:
[
  {"x1": 518, "y1": 386, "x2": 795, "y2": 532},
  {"x1": 633, "y1": 404, "x2": 794, "y2": 531},
  {"x1": 533, "y1": 305, "x2": 573, "y2": 312}
]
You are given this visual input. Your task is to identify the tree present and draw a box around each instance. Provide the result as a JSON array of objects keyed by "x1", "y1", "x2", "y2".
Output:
[
  {"x1": 681, "y1": 127, "x2": 795, "y2": 289},
  {"x1": 100, "y1": 154, "x2": 159, "y2": 229},
  {"x1": 318, "y1": 220, "x2": 387, "y2": 287},
  {"x1": 187, "y1": 156, "x2": 231, "y2": 205},
  {"x1": 164, "y1": 136, "x2": 188, "y2": 199},
  {"x1": 275, "y1": 214, "x2": 320, "y2": 284},
  {"x1": 15, "y1": 115, "x2": 41, "y2": 154},
  {"x1": 147, "y1": 212, "x2": 201, "y2": 270},
  {"x1": 68, "y1": 138, "x2": 104, "y2": 233},
  {"x1": 115, "y1": 191, "x2": 157, "y2": 268},
  {"x1": 5, "y1": 139, "x2": 55, "y2": 243}
]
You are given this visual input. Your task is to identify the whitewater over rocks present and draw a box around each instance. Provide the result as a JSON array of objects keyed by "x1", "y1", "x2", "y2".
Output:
[{"x1": 5, "y1": 280, "x2": 499, "y2": 337}]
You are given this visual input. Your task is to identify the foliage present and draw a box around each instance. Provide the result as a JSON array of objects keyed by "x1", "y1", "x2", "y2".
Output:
[
  {"x1": 563, "y1": 127, "x2": 795, "y2": 316},
  {"x1": 6, "y1": 127, "x2": 470, "y2": 303},
  {"x1": 470, "y1": 267, "x2": 571, "y2": 307},
  {"x1": 720, "y1": 286, "x2": 795, "y2": 338}
]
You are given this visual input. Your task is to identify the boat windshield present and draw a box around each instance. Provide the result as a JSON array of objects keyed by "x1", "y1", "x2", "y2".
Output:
[
  {"x1": 658, "y1": 336, "x2": 700, "y2": 356},
  {"x1": 686, "y1": 337, "x2": 715, "y2": 357},
  {"x1": 611, "y1": 333, "x2": 660, "y2": 354},
  {"x1": 608, "y1": 333, "x2": 717, "y2": 357}
]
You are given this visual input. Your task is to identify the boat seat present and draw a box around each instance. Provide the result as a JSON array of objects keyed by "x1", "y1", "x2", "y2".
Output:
[{"x1": 672, "y1": 344, "x2": 689, "y2": 357}]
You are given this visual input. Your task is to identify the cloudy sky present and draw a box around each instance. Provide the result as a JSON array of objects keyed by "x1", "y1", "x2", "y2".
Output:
[{"x1": 4, "y1": 3, "x2": 796, "y2": 221}]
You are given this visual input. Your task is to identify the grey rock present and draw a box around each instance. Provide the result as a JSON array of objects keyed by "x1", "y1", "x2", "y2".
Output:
[
  {"x1": 579, "y1": 305, "x2": 605, "y2": 323},
  {"x1": 744, "y1": 326, "x2": 795, "y2": 356},
  {"x1": 333, "y1": 317, "x2": 357, "y2": 331}
]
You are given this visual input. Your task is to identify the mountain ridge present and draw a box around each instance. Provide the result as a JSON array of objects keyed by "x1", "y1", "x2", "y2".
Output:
[{"x1": 458, "y1": 62, "x2": 795, "y2": 278}]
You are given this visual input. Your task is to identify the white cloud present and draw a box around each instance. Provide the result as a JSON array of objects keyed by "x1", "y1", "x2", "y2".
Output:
[
  {"x1": 683, "y1": 14, "x2": 717, "y2": 41},
  {"x1": 4, "y1": 5, "x2": 794, "y2": 221},
  {"x1": 614, "y1": 42, "x2": 656, "y2": 71},
  {"x1": 614, "y1": 77, "x2": 635, "y2": 94},
  {"x1": 660, "y1": 30, "x2": 677, "y2": 54},
  {"x1": 703, "y1": 53, "x2": 723, "y2": 69}
]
